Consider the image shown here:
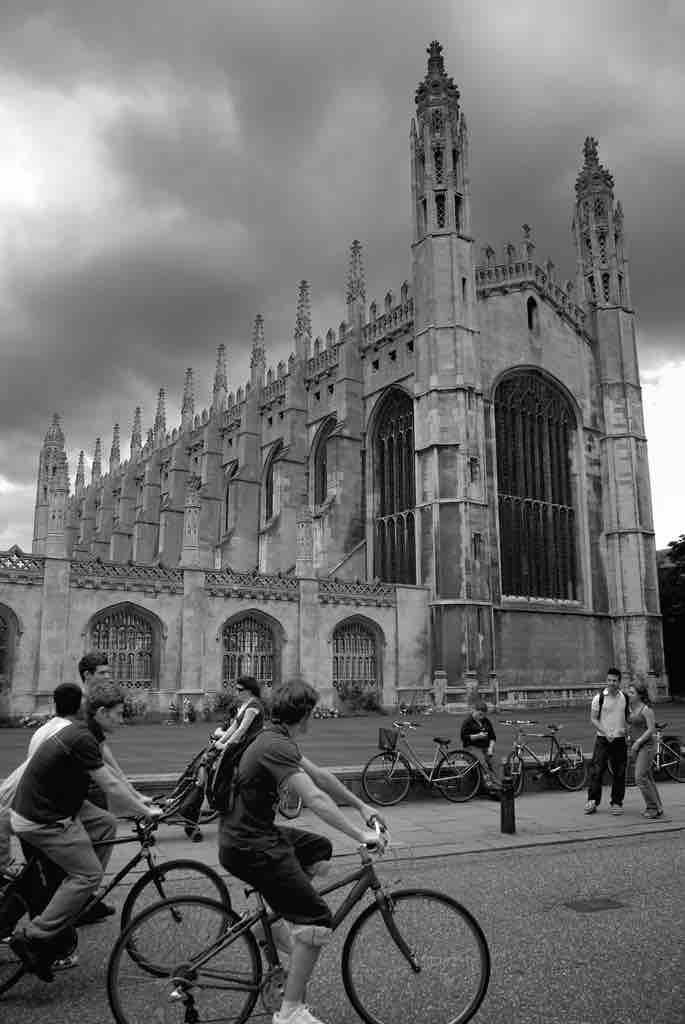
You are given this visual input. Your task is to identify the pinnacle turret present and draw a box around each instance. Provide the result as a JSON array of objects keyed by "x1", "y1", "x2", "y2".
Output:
[
  {"x1": 294, "y1": 281, "x2": 312, "y2": 361},
  {"x1": 130, "y1": 406, "x2": 142, "y2": 459},
  {"x1": 414, "y1": 40, "x2": 460, "y2": 118},
  {"x1": 213, "y1": 344, "x2": 228, "y2": 409},
  {"x1": 91, "y1": 438, "x2": 102, "y2": 484},
  {"x1": 575, "y1": 137, "x2": 614, "y2": 197},
  {"x1": 346, "y1": 240, "x2": 366, "y2": 307},
  {"x1": 250, "y1": 315, "x2": 266, "y2": 387},
  {"x1": 44, "y1": 413, "x2": 65, "y2": 450},
  {"x1": 153, "y1": 389, "x2": 166, "y2": 445},
  {"x1": 109, "y1": 424, "x2": 120, "y2": 473},
  {"x1": 75, "y1": 450, "x2": 85, "y2": 496},
  {"x1": 181, "y1": 368, "x2": 194, "y2": 430},
  {"x1": 572, "y1": 137, "x2": 627, "y2": 309}
]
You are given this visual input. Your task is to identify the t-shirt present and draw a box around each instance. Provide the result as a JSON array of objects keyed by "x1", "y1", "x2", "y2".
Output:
[
  {"x1": 591, "y1": 689, "x2": 628, "y2": 740},
  {"x1": 461, "y1": 714, "x2": 496, "y2": 749},
  {"x1": 219, "y1": 722, "x2": 302, "y2": 850},
  {"x1": 12, "y1": 721, "x2": 105, "y2": 825},
  {"x1": 26, "y1": 716, "x2": 72, "y2": 758}
]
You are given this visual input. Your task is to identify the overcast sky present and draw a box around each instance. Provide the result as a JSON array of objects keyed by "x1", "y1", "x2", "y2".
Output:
[{"x1": 0, "y1": 0, "x2": 682, "y2": 550}]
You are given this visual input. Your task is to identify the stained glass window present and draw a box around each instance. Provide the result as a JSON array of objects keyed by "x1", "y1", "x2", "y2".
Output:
[
  {"x1": 222, "y1": 615, "x2": 277, "y2": 691},
  {"x1": 374, "y1": 390, "x2": 416, "y2": 584},
  {"x1": 90, "y1": 606, "x2": 155, "y2": 689}
]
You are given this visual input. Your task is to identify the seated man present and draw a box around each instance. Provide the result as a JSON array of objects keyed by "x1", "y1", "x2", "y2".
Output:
[
  {"x1": 9, "y1": 680, "x2": 161, "y2": 981},
  {"x1": 460, "y1": 701, "x2": 500, "y2": 793},
  {"x1": 219, "y1": 678, "x2": 385, "y2": 1024}
]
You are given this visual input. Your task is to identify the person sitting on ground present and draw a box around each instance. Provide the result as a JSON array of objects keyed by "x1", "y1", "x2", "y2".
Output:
[
  {"x1": 0, "y1": 683, "x2": 84, "y2": 873},
  {"x1": 460, "y1": 701, "x2": 500, "y2": 793},
  {"x1": 9, "y1": 680, "x2": 161, "y2": 982},
  {"x1": 218, "y1": 677, "x2": 386, "y2": 1024}
]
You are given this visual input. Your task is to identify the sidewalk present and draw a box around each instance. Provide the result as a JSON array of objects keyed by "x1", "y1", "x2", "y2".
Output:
[{"x1": 103, "y1": 778, "x2": 685, "y2": 882}]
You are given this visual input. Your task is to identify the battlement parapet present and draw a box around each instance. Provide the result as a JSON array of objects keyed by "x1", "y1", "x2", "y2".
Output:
[
  {"x1": 475, "y1": 260, "x2": 587, "y2": 331},
  {"x1": 0, "y1": 547, "x2": 46, "y2": 585},
  {"x1": 70, "y1": 558, "x2": 184, "y2": 594},
  {"x1": 318, "y1": 577, "x2": 396, "y2": 607},
  {"x1": 362, "y1": 298, "x2": 414, "y2": 346},
  {"x1": 205, "y1": 567, "x2": 299, "y2": 601}
]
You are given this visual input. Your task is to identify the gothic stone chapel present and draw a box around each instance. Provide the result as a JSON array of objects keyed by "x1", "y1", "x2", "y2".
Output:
[{"x1": 0, "y1": 42, "x2": 666, "y2": 718}]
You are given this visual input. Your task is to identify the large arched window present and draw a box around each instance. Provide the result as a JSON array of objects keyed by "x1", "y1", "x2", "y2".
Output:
[
  {"x1": 264, "y1": 442, "x2": 282, "y2": 523},
  {"x1": 313, "y1": 418, "x2": 336, "y2": 505},
  {"x1": 223, "y1": 462, "x2": 238, "y2": 534},
  {"x1": 90, "y1": 604, "x2": 156, "y2": 689},
  {"x1": 495, "y1": 371, "x2": 578, "y2": 599},
  {"x1": 332, "y1": 619, "x2": 380, "y2": 695},
  {"x1": 373, "y1": 389, "x2": 416, "y2": 584},
  {"x1": 222, "y1": 614, "x2": 278, "y2": 691}
]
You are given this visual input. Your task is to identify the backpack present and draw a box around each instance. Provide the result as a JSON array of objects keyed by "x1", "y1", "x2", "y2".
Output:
[
  {"x1": 204, "y1": 717, "x2": 264, "y2": 813},
  {"x1": 597, "y1": 690, "x2": 630, "y2": 721}
]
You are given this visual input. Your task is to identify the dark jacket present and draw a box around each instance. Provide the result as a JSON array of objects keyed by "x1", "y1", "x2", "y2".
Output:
[{"x1": 460, "y1": 714, "x2": 496, "y2": 750}]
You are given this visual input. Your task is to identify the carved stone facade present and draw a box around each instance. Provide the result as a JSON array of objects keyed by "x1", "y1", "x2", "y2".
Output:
[{"x1": 0, "y1": 42, "x2": 666, "y2": 715}]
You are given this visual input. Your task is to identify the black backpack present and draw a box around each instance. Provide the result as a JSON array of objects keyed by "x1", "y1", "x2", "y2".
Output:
[
  {"x1": 205, "y1": 724, "x2": 263, "y2": 813},
  {"x1": 597, "y1": 690, "x2": 630, "y2": 721}
]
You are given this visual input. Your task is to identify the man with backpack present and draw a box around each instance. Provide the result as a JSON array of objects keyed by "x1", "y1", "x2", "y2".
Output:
[{"x1": 584, "y1": 667, "x2": 630, "y2": 815}]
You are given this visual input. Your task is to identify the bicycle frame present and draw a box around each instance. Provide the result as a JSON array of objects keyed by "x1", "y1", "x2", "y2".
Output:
[
  {"x1": 172, "y1": 846, "x2": 415, "y2": 994},
  {"x1": 510, "y1": 730, "x2": 565, "y2": 773},
  {"x1": 389, "y1": 725, "x2": 450, "y2": 783}
]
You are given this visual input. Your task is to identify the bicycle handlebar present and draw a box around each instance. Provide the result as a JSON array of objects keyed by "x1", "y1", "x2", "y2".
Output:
[
  {"x1": 362, "y1": 816, "x2": 390, "y2": 854},
  {"x1": 502, "y1": 719, "x2": 538, "y2": 726},
  {"x1": 393, "y1": 720, "x2": 420, "y2": 730}
]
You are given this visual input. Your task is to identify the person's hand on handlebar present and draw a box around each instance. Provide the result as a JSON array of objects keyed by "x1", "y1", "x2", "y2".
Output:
[
  {"x1": 360, "y1": 818, "x2": 389, "y2": 852},
  {"x1": 143, "y1": 804, "x2": 164, "y2": 820},
  {"x1": 359, "y1": 803, "x2": 388, "y2": 832}
]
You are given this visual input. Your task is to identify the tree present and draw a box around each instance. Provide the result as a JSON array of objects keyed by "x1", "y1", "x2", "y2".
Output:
[{"x1": 658, "y1": 536, "x2": 685, "y2": 696}]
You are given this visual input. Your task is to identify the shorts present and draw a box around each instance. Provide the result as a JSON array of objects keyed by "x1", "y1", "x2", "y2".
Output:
[{"x1": 219, "y1": 826, "x2": 333, "y2": 927}]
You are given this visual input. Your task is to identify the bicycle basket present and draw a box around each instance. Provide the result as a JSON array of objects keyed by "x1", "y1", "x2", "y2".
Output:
[{"x1": 378, "y1": 728, "x2": 398, "y2": 751}]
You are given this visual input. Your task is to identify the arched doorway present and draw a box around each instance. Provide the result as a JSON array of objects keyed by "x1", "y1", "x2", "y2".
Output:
[
  {"x1": 0, "y1": 607, "x2": 17, "y2": 694},
  {"x1": 332, "y1": 618, "x2": 380, "y2": 699},
  {"x1": 494, "y1": 370, "x2": 578, "y2": 599},
  {"x1": 222, "y1": 614, "x2": 279, "y2": 692},
  {"x1": 89, "y1": 604, "x2": 157, "y2": 690}
]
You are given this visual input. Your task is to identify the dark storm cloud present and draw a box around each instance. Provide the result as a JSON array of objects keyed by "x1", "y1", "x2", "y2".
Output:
[{"x1": 1, "y1": 0, "x2": 684, "y2": 547}]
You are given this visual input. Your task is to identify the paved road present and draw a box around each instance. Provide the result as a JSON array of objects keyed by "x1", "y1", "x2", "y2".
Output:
[
  {"x1": 3, "y1": 702, "x2": 685, "y2": 779},
  {"x1": 3, "y1": 831, "x2": 683, "y2": 1024}
]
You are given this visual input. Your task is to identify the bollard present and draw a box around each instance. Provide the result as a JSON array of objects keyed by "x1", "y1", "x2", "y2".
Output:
[{"x1": 500, "y1": 757, "x2": 516, "y2": 834}]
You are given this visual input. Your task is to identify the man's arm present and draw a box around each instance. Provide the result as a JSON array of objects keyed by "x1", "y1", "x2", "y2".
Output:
[
  {"x1": 90, "y1": 766, "x2": 158, "y2": 818},
  {"x1": 300, "y1": 756, "x2": 386, "y2": 829},
  {"x1": 589, "y1": 697, "x2": 603, "y2": 735},
  {"x1": 287, "y1": 769, "x2": 381, "y2": 845},
  {"x1": 101, "y1": 744, "x2": 153, "y2": 803}
]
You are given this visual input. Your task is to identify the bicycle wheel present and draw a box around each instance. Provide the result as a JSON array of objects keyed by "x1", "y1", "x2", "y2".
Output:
[
  {"x1": 435, "y1": 751, "x2": 480, "y2": 803},
  {"x1": 505, "y1": 753, "x2": 525, "y2": 796},
  {"x1": 108, "y1": 896, "x2": 260, "y2": 1024},
  {"x1": 661, "y1": 737, "x2": 685, "y2": 781},
  {"x1": 361, "y1": 751, "x2": 412, "y2": 806},
  {"x1": 120, "y1": 859, "x2": 231, "y2": 934},
  {"x1": 342, "y1": 888, "x2": 490, "y2": 1024},
  {"x1": 0, "y1": 937, "x2": 24, "y2": 997},
  {"x1": 278, "y1": 786, "x2": 303, "y2": 819},
  {"x1": 556, "y1": 746, "x2": 588, "y2": 791}
]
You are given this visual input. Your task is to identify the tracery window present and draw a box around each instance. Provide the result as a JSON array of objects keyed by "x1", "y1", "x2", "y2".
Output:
[
  {"x1": 313, "y1": 418, "x2": 336, "y2": 506},
  {"x1": 223, "y1": 463, "x2": 238, "y2": 534},
  {"x1": 90, "y1": 606, "x2": 155, "y2": 689},
  {"x1": 373, "y1": 389, "x2": 416, "y2": 584},
  {"x1": 264, "y1": 442, "x2": 282, "y2": 523},
  {"x1": 332, "y1": 620, "x2": 379, "y2": 696},
  {"x1": 222, "y1": 615, "x2": 277, "y2": 691},
  {"x1": 495, "y1": 371, "x2": 578, "y2": 599},
  {"x1": 527, "y1": 296, "x2": 539, "y2": 335}
]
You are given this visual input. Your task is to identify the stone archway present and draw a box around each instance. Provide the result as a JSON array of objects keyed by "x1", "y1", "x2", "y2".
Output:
[
  {"x1": 88, "y1": 603, "x2": 160, "y2": 691},
  {"x1": 221, "y1": 612, "x2": 281, "y2": 693}
]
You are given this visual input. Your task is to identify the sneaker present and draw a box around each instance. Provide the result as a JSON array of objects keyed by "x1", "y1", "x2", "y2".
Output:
[
  {"x1": 52, "y1": 952, "x2": 79, "y2": 971},
  {"x1": 75, "y1": 900, "x2": 116, "y2": 926},
  {"x1": 273, "y1": 1005, "x2": 327, "y2": 1024},
  {"x1": 9, "y1": 931, "x2": 55, "y2": 983},
  {"x1": 610, "y1": 805, "x2": 624, "y2": 815},
  {"x1": 641, "y1": 809, "x2": 661, "y2": 819},
  {"x1": 583, "y1": 800, "x2": 597, "y2": 814}
]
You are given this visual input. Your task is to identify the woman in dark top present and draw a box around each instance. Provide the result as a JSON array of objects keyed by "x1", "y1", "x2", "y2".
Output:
[
  {"x1": 212, "y1": 675, "x2": 264, "y2": 750},
  {"x1": 628, "y1": 684, "x2": 664, "y2": 819}
]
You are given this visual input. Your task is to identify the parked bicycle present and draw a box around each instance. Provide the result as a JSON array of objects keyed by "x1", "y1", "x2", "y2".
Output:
[
  {"x1": 503, "y1": 720, "x2": 587, "y2": 797},
  {"x1": 107, "y1": 822, "x2": 491, "y2": 1024},
  {"x1": 608, "y1": 721, "x2": 685, "y2": 785},
  {"x1": 361, "y1": 722, "x2": 480, "y2": 805},
  {"x1": 0, "y1": 815, "x2": 229, "y2": 996}
]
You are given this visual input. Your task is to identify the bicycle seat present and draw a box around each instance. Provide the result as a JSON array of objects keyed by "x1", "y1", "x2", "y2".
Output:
[
  {"x1": 432, "y1": 736, "x2": 452, "y2": 746},
  {"x1": 655, "y1": 721, "x2": 668, "y2": 730}
]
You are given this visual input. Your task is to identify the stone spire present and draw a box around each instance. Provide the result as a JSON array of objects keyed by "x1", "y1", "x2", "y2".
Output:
[
  {"x1": 250, "y1": 314, "x2": 266, "y2": 387},
  {"x1": 414, "y1": 40, "x2": 460, "y2": 118},
  {"x1": 109, "y1": 424, "x2": 120, "y2": 473},
  {"x1": 575, "y1": 136, "x2": 614, "y2": 197},
  {"x1": 346, "y1": 240, "x2": 366, "y2": 324},
  {"x1": 572, "y1": 137, "x2": 625, "y2": 308},
  {"x1": 44, "y1": 412, "x2": 65, "y2": 450},
  {"x1": 130, "y1": 406, "x2": 142, "y2": 459},
  {"x1": 294, "y1": 280, "x2": 312, "y2": 361},
  {"x1": 33, "y1": 414, "x2": 70, "y2": 555},
  {"x1": 213, "y1": 343, "x2": 228, "y2": 410},
  {"x1": 91, "y1": 438, "x2": 102, "y2": 484},
  {"x1": 75, "y1": 450, "x2": 85, "y2": 497},
  {"x1": 153, "y1": 388, "x2": 166, "y2": 446},
  {"x1": 181, "y1": 367, "x2": 194, "y2": 431},
  {"x1": 145, "y1": 427, "x2": 154, "y2": 450}
]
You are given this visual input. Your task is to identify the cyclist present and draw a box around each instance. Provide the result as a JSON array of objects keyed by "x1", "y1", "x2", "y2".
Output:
[
  {"x1": 218, "y1": 677, "x2": 386, "y2": 1024},
  {"x1": 9, "y1": 680, "x2": 161, "y2": 981}
]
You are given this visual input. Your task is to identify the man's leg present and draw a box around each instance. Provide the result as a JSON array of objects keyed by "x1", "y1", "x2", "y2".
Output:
[
  {"x1": 281, "y1": 924, "x2": 330, "y2": 1008},
  {"x1": 468, "y1": 748, "x2": 499, "y2": 790},
  {"x1": 78, "y1": 800, "x2": 117, "y2": 872},
  {"x1": 608, "y1": 739, "x2": 627, "y2": 807},
  {"x1": 17, "y1": 819, "x2": 104, "y2": 941},
  {"x1": 587, "y1": 737, "x2": 609, "y2": 806}
]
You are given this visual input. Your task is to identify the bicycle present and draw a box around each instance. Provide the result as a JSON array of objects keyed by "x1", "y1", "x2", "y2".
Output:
[
  {"x1": 0, "y1": 814, "x2": 230, "y2": 996},
  {"x1": 502, "y1": 720, "x2": 587, "y2": 797},
  {"x1": 106, "y1": 822, "x2": 491, "y2": 1024},
  {"x1": 397, "y1": 690, "x2": 435, "y2": 716},
  {"x1": 608, "y1": 721, "x2": 685, "y2": 785},
  {"x1": 361, "y1": 722, "x2": 481, "y2": 805}
]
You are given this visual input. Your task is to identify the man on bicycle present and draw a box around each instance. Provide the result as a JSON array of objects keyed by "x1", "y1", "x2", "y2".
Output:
[
  {"x1": 219, "y1": 677, "x2": 386, "y2": 1024},
  {"x1": 9, "y1": 680, "x2": 161, "y2": 981}
]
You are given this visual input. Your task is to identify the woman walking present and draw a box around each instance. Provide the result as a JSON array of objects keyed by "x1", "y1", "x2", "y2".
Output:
[{"x1": 628, "y1": 684, "x2": 664, "y2": 819}]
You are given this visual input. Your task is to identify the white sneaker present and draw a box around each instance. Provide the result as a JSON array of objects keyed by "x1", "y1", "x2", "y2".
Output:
[
  {"x1": 273, "y1": 1005, "x2": 327, "y2": 1024},
  {"x1": 53, "y1": 952, "x2": 79, "y2": 971},
  {"x1": 583, "y1": 800, "x2": 597, "y2": 814}
]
